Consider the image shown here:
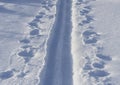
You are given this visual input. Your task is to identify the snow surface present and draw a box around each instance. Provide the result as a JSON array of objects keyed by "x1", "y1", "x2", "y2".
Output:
[
  {"x1": 0, "y1": 0, "x2": 120, "y2": 85},
  {"x1": 0, "y1": 0, "x2": 57, "y2": 84},
  {"x1": 72, "y1": 0, "x2": 120, "y2": 85}
]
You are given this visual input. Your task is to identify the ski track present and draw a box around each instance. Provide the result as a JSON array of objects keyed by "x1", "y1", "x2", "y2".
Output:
[{"x1": 39, "y1": 0, "x2": 73, "y2": 85}]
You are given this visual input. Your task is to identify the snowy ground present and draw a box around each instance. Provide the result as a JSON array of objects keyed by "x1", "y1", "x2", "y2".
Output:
[
  {"x1": 72, "y1": 0, "x2": 120, "y2": 85},
  {"x1": 0, "y1": 0, "x2": 120, "y2": 85},
  {"x1": 0, "y1": 0, "x2": 57, "y2": 84}
]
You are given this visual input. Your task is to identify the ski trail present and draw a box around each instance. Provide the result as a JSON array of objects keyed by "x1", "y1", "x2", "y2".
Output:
[{"x1": 40, "y1": 0, "x2": 73, "y2": 85}]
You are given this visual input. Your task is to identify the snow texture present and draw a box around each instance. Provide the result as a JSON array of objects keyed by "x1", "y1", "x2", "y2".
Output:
[{"x1": 0, "y1": 0, "x2": 120, "y2": 85}]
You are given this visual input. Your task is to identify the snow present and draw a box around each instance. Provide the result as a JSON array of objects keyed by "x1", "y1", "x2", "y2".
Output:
[
  {"x1": 72, "y1": 0, "x2": 120, "y2": 85},
  {"x1": 0, "y1": 0, "x2": 120, "y2": 85},
  {"x1": 0, "y1": 0, "x2": 57, "y2": 84},
  {"x1": 92, "y1": 0, "x2": 120, "y2": 84}
]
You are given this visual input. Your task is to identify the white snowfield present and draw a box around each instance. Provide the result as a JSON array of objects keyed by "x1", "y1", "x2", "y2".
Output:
[{"x1": 0, "y1": 0, "x2": 120, "y2": 85}]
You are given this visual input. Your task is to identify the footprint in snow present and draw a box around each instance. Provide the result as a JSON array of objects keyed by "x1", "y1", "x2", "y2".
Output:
[
  {"x1": 35, "y1": 15, "x2": 43, "y2": 19},
  {"x1": 82, "y1": 30, "x2": 100, "y2": 44},
  {"x1": 82, "y1": 29, "x2": 96, "y2": 37},
  {"x1": 18, "y1": 49, "x2": 34, "y2": 62},
  {"x1": 80, "y1": 7, "x2": 91, "y2": 16},
  {"x1": 96, "y1": 54, "x2": 112, "y2": 61},
  {"x1": 80, "y1": 15, "x2": 94, "y2": 25},
  {"x1": 88, "y1": 70, "x2": 109, "y2": 78},
  {"x1": 92, "y1": 61, "x2": 105, "y2": 69},
  {"x1": 30, "y1": 29, "x2": 39, "y2": 36},
  {"x1": 0, "y1": 70, "x2": 13, "y2": 80},
  {"x1": 29, "y1": 22, "x2": 38, "y2": 28}
]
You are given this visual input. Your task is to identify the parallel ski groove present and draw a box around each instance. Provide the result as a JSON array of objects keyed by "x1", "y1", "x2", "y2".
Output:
[{"x1": 40, "y1": 0, "x2": 73, "y2": 85}]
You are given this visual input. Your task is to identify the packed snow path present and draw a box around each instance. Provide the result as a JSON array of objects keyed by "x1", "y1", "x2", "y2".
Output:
[{"x1": 40, "y1": 0, "x2": 73, "y2": 85}]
